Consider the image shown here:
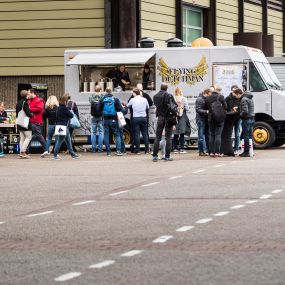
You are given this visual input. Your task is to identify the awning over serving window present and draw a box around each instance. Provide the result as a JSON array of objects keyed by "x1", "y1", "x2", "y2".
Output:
[{"x1": 67, "y1": 51, "x2": 155, "y2": 65}]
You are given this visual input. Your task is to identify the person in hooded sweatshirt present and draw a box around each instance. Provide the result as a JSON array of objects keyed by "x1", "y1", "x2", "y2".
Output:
[{"x1": 232, "y1": 88, "x2": 255, "y2": 157}]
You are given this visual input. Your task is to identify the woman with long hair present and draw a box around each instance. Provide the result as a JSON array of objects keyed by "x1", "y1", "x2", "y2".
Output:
[
  {"x1": 173, "y1": 87, "x2": 189, "y2": 154},
  {"x1": 41, "y1": 95, "x2": 59, "y2": 157}
]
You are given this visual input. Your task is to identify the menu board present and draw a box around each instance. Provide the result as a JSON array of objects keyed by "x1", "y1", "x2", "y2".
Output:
[{"x1": 213, "y1": 64, "x2": 244, "y2": 97}]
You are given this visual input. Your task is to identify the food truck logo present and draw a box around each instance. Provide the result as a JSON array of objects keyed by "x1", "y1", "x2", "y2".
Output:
[{"x1": 157, "y1": 56, "x2": 208, "y2": 86}]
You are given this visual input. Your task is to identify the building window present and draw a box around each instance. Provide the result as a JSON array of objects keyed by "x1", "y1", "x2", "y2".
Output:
[{"x1": 182, "y1": 6, "x2": 203, "y2": 46}]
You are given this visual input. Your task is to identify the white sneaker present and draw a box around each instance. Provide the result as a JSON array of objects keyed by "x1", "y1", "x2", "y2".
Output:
[
  {"x1": 52, "y1": 155, "x2": 61, "y2": 161},
  {"x1": 41, "y1": 151, "x2": 49, "y2": 158},
  {"x1": 180, "y1": 150, "x2": 187, "y2": 154}
]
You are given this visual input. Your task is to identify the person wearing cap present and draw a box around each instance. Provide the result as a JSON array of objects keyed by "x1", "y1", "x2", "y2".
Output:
[{"x1": 232, "y1": 88, "x2": 255, "y2": 157}]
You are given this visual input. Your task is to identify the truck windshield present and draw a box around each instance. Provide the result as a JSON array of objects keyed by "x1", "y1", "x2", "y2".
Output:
[
  {"x1": 255, "y1": 61, "x2": 283, "y2": 91},
  {"x1": 249, "y1": 62, "x2": 267, "y2": 92}
]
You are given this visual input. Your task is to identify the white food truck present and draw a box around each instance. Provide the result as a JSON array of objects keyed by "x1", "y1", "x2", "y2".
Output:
[{"x1": 64, "y1": 45, "x2": 284, "y2": 148}]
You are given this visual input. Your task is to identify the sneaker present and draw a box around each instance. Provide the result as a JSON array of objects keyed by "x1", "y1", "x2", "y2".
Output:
[
  {"x1": 41, "y1": 151, "x2": 49, "y2": 158},
  {"x1": 164, "y1": 157, "x2": 174, "y2": 161},
  {"x1": 152, "y1": 156, "x2": 158, "y2": 162},
  {"x1": 52, "y1": 155, "x2": 61, "y2": 161},
  {"x1": 71, "y1": 154, "x2": 81, "y2": 159},
  {"x1": 107, "y1": 152, "x2": 111, "y2": 157},
  {"x1": 239, "y1": 152, "x2": 250, "y2": 157},
  {"x1": 179, "y1": 150, "x2": 187, "y2": 154},
  {"x1": 21, "y1": 153, "x2": 30, "y2": 159},
  {"x1": 199, "y1": 152, "x2": 208, "y2": 156},
  {"x1": 173, "y1": 149, "x2": 179, "y2": 153},
  {"x1": 116, "y1": 151, "x2": 123, "y2": 156}
]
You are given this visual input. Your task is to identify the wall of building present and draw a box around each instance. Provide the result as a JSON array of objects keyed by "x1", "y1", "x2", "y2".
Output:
[
  {"x1": 268, "y1": 9, "x2": 283, "y2": 56},
  {"x1": 244, "y1": 2, "x2": 262, "y2": 33},
  {"x1": 0, "y1": 0, "x2": 105, "y2": 77}
]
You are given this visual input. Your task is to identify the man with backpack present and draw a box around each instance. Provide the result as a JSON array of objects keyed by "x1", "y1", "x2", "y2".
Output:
[
  {"x1": 89, "y1": 85, "x2": 104, "y2": 153},
  {"x1": 205, "y1": 85, "x2": 227, "y2": 157},
  {"x1": 97, "y1": 87, "x2": 123, "y2": 156},
  {"x1": 152, "y1": 83, "x2": 178, "y2": 162}
]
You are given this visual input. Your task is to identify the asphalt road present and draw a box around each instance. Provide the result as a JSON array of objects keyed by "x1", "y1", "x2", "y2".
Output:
[{"x1": 0, "y1": 148, "x2": 285, "y2": 285}]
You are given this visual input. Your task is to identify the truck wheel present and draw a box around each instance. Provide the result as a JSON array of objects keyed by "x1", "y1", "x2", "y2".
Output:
[
  {"x1": 252, "y1": 122, "x2": 276, "y2": 149},
  {"x1": 112, "y1": 124, "x2": 132, "y2": 145},
  {"x1": 272, "y1": 138, "x2": 285, "y2": 147}
]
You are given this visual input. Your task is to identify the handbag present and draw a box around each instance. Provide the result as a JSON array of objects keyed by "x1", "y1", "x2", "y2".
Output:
[
  {"x1": 117, "y1": 111, "x2": 126, "y2": 128},
  {"x1": 16, "y1": 101, "x2": 29, "y2": 129},
  {"x1": 69, "y1": 101, "x2": 81, "y2": 129},
  {"x1": 55, "y1": 125, "x2": 67, "y2": 136}
]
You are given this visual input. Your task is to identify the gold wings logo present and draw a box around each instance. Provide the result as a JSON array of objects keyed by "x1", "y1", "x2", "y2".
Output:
[{"x1": 157, "y1": 56, "x2": 208, "y2": 86}]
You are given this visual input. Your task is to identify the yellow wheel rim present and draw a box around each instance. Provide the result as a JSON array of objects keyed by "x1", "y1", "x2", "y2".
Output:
[
  {"x1": 113, "y1": 129, "x2": 131, "y2": 145},
  {"x1": 253, "y1": 127, "x2": 269, "y2": 145}
]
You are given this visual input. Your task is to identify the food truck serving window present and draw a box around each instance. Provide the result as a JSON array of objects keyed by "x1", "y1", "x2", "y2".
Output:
[{"x1": 67, "y1": 52, "x2": 156, "y2": 93}]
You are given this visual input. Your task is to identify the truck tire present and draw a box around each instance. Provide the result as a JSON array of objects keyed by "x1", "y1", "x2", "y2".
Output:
[
  {"x1": 272, "y1": 138, "x2": 285, "y2": 147},
  {"x1": 252, "y1": 121, "x2": 276, "y2": 149},
  {"x1": 112, "y1": 124, "x2": 132, "y2": 145}
]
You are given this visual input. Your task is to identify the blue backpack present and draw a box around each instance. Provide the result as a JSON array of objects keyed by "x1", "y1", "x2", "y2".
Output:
[{"x1": 103, "y1": 96, "x2": 116, "y2": 116}]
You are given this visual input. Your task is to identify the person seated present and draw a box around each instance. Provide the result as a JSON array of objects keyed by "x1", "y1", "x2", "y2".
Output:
[
  {"x1": 113, "y1": 64, "x2": 131, "y2": 91},
  {"x1": 0, "y1": 102, "x2": 8, "y2": 123}
]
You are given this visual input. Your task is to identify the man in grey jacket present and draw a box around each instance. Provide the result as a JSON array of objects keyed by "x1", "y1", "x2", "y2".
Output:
[{"x1": 233, "y1": 89, "x2": 255, "y2": 157}]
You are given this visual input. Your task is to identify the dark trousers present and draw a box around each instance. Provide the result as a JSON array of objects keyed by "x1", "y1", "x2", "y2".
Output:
[
  {"x1": 103, "y1": 119, "x2": 121, "y2": 154},
  {"x1": 153, "y1": 116, "x2": 172, "y2": 158},
  {"x1": 209, "y1": 121, "x2": 224, "y2": 154},
  {"x1": 242, "y1": 118, "x2": 255, "y2": 153},
  {"x1": 133, "y1": 117, "x2": 149, "y2": 151},
  {"x1": 29, "y1": 123, "x2": 46, "y2": 151},
  {"x1": 173, "y1": 134, "x2": 185, "y2": 150}
]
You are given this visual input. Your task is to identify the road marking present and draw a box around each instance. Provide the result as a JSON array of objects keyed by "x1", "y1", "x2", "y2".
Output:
[
  {"x1": 260, "y1": 194, "x2": 272, "y2": 199},
  {"x1": 192, "y1": 169, "x2": 206, "y2": 174},
  {"x1": 196, "y1": 218, "x2": 213, "y2": 224},
  {"x1": 176, "y1": 226, "x2": 194, "y2": 232},
  {"x1": 72, "y1": 200, "x2": 95, "y2": 206},
  {"x1": 0, "y1": 221, "x2": 5, "y2": 225},
  {"x1": 152, "y1": 235, "x2": 173, "y2": 243},
  {"x1": 230, "y1": 205, "x2": 245, "y2": 209},
  {"x1": 54, "y1": 272, "x2": 82, "y2": 282},
  {"x1": 213, "y1": 164, "x2": 225, "y2": 168},
  {"x1": 214, "y1": 211, "x2": 230, "y2": 217},
  {"x1": 109, "y1": 190, "x2": 129, "y2": 196},
  {"x1": 89, "y1": 260, "x2": 115, "y2": 269},
  {"x1": 121, "y1": 250, "x2": 143, "y2": 257},
  {"x1": 169, "y1": 175, "x2": 183, "y2": 180},
  {"x1": 245, "y1": 200, "x2": 258, "y2": 204},
  {"x1": 141, "y1": 182, "x2": 160, "y2": 187},
  {"x1": 26, "y1": 211, "x2": 53, "y2": 217},
  {"x1": 272, "y1": 189, "x2": 283, "y2": 194}
]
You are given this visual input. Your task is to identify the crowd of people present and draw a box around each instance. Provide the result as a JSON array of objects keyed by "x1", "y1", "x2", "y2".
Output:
[{"x1": 0, "y1": 81, "x2": 255, "y2": 161}]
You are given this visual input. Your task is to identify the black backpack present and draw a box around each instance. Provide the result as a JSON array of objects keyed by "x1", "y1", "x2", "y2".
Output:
[
  {"x1": 91, "y1": 101, "x2": 101, "y2": 117},
  {"x1": 165, "y1": 94, "x2": 178, "y2": 127},
  {"x1": 211, "y1": 96, "x2": 226, "y2": 123}
]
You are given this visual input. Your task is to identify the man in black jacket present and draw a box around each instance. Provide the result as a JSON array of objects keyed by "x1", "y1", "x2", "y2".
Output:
[
  {"x1": 152, "y1": 83, "x2": 177, "y2": 162},
  {"x1": 225, "y1": 85, "x2": 240, "y2": 153}
]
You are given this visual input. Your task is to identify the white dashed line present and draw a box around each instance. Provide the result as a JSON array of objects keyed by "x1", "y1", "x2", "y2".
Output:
[
  {"x1": 213, "y1": 164, "x2": 225, "y2": 168},
  {"x1": 176, "y1": 226, "x2": 194, "y2": 232},
  {"x1": 169, "y1": 175, "x2": 183, "y2": 180},
  {"x1": 72, "y1": 200, "x2": 95, "y2": 206},
  {"x1": 245, "y1": 200, "x2": 258, "y2": 204},
  {"x1": 54, "y1": 272, "x2": 82, "y2": 282},
  {"x1": 196, "y1": 218, "x2": 213, "y2": 224},
  {"x1": 260, "y1": 194, "x2": 272, "y2": 199},
  {"x1": 192, "y1": 169, "x2": 206, "y2": 174},
  {"x1": 141, "y1": 182, "x2": 160, "y2": 187},
  {"x1": 121, "y1": 250, "x2": 143, "y2": 257},
  {"x1": 272, "y1": 189, "x2": 283, "y2": 194},
  {"x1": 214, "y1": 211, "x2": 230, "y2": 217},
  {"x1": 152, "y1": 235, "x2": 173, "y2": 243},
  {"x1": 109, "y1": 190, "x2": 129, "y2": 196},
  {"x1": 26, "y1": 211, "x2": 53, "y2": 217},
  {"x1": 0, "y1": 221, "x2": 5, "y2": 225},
  {"x1": 89, "y1": 260, "x2": 115, "y2": 269},
  {"x1": 230, "y1": 205, "x2": 245, "y2": 210}
]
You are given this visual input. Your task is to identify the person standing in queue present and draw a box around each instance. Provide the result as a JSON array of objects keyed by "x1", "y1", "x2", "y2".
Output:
[
  {"x1": 114, "y1": 64, "x2": 130, "y2": 91},
  {"x1": 205, "y1": 85, "x2": 227, "y2": 157},
  {"x1": 97, "y1": 87, "x2": 124, "y2": 156},
  {"x1": 27, "y1": 89, "x2": 47, "y2": 156},
  {"x1": 152, "y1": 83, "x2": 177, "y2": 162}
]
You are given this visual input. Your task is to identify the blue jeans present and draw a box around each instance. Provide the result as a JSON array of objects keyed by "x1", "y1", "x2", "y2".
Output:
[
  {"x1": 91, "y1": 117, "x2": 104, "y2": 151},
  {"x1": 45, "y1": 124, "x2": 55, "y2": 152},
  {"x1": 119, "y1": 127, "x2": 125, "y2": 152},
  {"x1": 242, "y1": 118, "x2": 255, "y2": 153},
  {"x1": 103, "y1": 119, "x2": 121, "y2": 154},
  {"x1": 133, "y1": 117, "x2": 149, "y2": 151},
  {"x1": 233, "y1": 119, "x2": 241, "y2": 151},
  {"x1": 197, "y1": 119, "x2": 209, "y2": 153},
  {"x1": 54, "y1": 128, "x2": 76, "y2": 157}
]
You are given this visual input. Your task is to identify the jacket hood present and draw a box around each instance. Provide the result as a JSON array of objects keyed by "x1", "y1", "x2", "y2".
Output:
[{"x1": 243, "y1": 91, "x2": 253, "y2": 99}]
